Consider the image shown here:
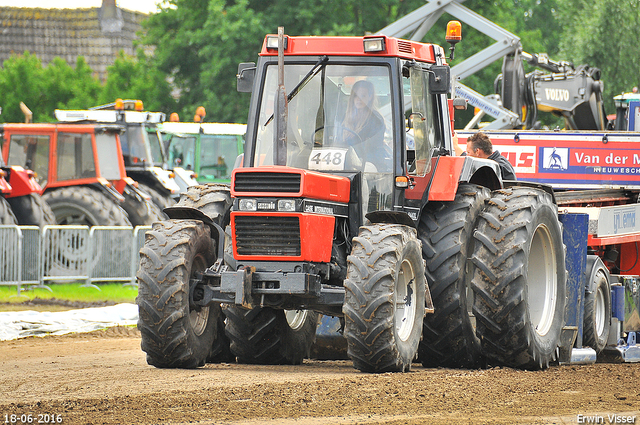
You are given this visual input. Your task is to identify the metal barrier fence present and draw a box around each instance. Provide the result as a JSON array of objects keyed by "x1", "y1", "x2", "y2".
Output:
[{"x1": 0, "y1": 225, "x2": 152, "y2": 296}]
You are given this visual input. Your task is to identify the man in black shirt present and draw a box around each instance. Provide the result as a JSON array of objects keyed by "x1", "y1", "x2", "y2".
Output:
[{"x1": 453, "y1": 131, "x2": 517, "y2": 180}]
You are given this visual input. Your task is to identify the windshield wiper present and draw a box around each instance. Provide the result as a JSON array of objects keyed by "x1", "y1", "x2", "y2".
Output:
[{"x1": 263, "y1": 55, "x2": 329, "y2": 127}]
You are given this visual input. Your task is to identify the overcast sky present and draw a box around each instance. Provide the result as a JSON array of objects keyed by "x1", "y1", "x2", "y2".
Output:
[{"x1": 0, "y1": 0, "x2": 162, "y2": 14}]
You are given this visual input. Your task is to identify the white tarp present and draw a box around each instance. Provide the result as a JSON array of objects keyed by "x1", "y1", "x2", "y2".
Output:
[{"x1": 0, "y1": 303, "x2": 139, "y2": 341}]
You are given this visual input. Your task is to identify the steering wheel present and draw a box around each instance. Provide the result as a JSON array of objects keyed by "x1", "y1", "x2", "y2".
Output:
[{"x1": 313, "y1": 125, "x2": 362, "y2": 146}]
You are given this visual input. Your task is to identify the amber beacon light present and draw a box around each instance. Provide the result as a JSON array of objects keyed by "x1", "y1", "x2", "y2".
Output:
[{"x1": 445, "y1": 20, "x2": 462, "y2": 60}]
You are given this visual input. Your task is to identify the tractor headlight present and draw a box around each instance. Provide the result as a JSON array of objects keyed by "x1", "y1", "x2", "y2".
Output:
[
  {"x1": 266, "y1": 35, "x2": 288, "y2": 50},
  {"x1": 238, "y1": 199, "x2": 257, "y2": 211},
  {"x1": 277, "y1": 199, "x2": 296, "y2": 212},
  {"x1": 363, "y1": 37, "x2": 386, "y2": 53}
]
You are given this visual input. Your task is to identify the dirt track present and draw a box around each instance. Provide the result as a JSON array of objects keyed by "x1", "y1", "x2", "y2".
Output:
[{"x1": 1, "y1": 326, "x2": 639, "y2": 425}]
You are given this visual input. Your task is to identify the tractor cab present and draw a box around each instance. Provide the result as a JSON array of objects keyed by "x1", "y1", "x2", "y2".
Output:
[
  {"x1": 238, "y1": 33, "x2": 454, "y2": 224},
  {"x1": 55, "y1": 100, "x2": 182, "y2": 208}
]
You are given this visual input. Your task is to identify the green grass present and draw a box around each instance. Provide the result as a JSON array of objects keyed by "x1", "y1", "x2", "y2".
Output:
[{"x1": 0, "y1": 282, "x2": 138, "y2": 305}]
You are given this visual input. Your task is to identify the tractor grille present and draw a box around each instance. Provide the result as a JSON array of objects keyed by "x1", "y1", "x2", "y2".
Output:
[
  {"x1": 234, "y1": 172, "x2": 301, "y2": 193},
  {"x1": 234, "y1": 215, "x2": 301, "y2": 256}
]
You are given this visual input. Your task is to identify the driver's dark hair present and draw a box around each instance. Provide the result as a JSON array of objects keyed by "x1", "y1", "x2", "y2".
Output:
[{"x1": 468, "y1": 132, "x2": 493, "y2": 155}]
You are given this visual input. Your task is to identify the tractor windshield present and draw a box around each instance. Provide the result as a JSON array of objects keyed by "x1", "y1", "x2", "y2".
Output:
[
  {"x1": 167, "y1": 134, "x2": 196, "y2": 170},
  {"x1": 121, "y1": 125, "x2": 164, "y2": 167},
  {"x1": 200, "y1": 134, "x2": 239, "y2": 180},
  {"x1": 255, "y1": 64, "x2": 393, "y2": 172},
  {"x1": 147, "y1": 128, "x2": 166, "y2": 166},
  {"x1": 254, "y1": 63, "x2": 394, "y2": 213}
]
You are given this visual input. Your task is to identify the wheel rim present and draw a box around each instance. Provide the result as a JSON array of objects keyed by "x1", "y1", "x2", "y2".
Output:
[
  {"x1": 285, "y1": 310, "x2": 308, "y2": 331},
  {"x1": 395, "y1": 258, "x2": 417, "y2": 342},
  {"x1": 595, "y1": 273, "x2": 607, "y2": 337},
  {"x1": 189, "y1": 253, "x2": 209, "y2": 336},
  {"x1": 526, "y1": 224, "x2": 558, "y2": 337}
]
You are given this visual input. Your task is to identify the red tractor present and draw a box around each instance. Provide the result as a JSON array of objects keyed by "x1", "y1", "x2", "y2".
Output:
[
  {"x1": 137, "y1": 27, "x2": 570, "y2": 372},
  {"x1": 1, "y1": 123, "x2": 164, "y2": 226}
]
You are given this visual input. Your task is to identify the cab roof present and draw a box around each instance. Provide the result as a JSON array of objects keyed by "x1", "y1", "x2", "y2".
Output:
[
  {"x1": 158, "y1": 122, "x2": 247, "y2": 136},
  {"x1": 260, "y1": 34, "x2": 441, "y2": 64}
]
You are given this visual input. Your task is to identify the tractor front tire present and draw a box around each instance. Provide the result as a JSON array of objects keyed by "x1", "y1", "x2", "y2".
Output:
[
  {"x1": 343, "y1": 224, "x2": 426, "y2": 373},
  {"x1": 175, "y1": 183, "x2": 234, "y2": 363},
  {"x1": 7, "y1": 193, "x2": 56, "y2": 227},
  {"x1": 418, "y1": 183, "x2": 491, "y2": 368},
  {"x1": 137, "y1": 220, "x2": 222, "y2": 368},
  {"x1": 224, "y1": 306, "x2": 318, "y2": 365},
  {"x1": 470, "y1": 187, "x2": 566, "y2": 370},
  {"x1": 0, "y1": 196, "x2": 18, "y2": 224}
]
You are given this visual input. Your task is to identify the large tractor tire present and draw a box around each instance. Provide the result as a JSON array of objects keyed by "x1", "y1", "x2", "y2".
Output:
[
  {"x1": 43, "y1": 186, "x2": 131, "y2": 226},
  {"x1": 137, "y1": 182, "x2": 175, "y2": 211},
  {"x1": 224, "y1": 306, "x2": 319, "y2": 365},
  {"x1": 7, "y1": 193, "x2": 56, "y2": 227},
  {"x1": 121, "y1": 191, "x2": 166, "y2": 227},
  {"x1": 343, "y1": 224, "x2": 426, "y2": 373},
  {"x1": 206, "y1": 310, "x2": 235, "y2": 363},
  {"x1": 583, "y1": 256, "x2": 611, "y2": 354},
  {"x1": 470, "y1": 187, "x2": 566, "y2": 370},
  {"x1": 0, "y1": 196, "x2": 18, "y2": 224},
  {"x1": 418, "y1": 183, "x2": 491, "y2": 368},
  {"x1": 137, "y1": 220, "x2": 223, "y2": 368},
  {"x1": 174, "y1": 183, "x2": 234, "y2": 364},
  {"x1": 175, "y1": 183, "x2": 231, "y2": 222}
]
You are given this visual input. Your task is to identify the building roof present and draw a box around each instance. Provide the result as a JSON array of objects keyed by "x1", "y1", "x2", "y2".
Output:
[{"x1": 0, "y1": 1, "x2": 147, "y2": 82}]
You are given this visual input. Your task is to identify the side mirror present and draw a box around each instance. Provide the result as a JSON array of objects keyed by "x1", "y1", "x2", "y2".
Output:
[
  {"x1": 452, "y1": 97, "x2": 467, "y2": 110},
  {"x1": 429, "y1": 65, "x2": 450, "y2": 94},
  {"x1": 237, "y1": 62, "x2": 256, "y2": 93}
]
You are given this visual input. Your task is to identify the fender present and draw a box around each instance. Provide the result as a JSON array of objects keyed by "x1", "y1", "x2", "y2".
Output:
[
  {"x1": 406, "y1": 156, "x2": 501, "y2": 203},
  {"x1": 164, "y1": 205, "x2": 226, "y2": 259},
  {"x1": 586, "y1": 255, "x2": 610, "y2": 294},
  {"x1": 4, "y1": 166, "x2": 42, "y2": 198},
  {"x1": 366, "y1": 210, "x2": 416, "y2": 227}
]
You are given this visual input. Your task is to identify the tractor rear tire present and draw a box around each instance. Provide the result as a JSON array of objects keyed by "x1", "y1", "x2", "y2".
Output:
[
  {"x1": 470, "y1": 187, "x2": 566, "y2": 370},
  {"x1": 583, "y1": 257, "x2": 611, "y2": 354},
  {"x1": 7, "y1": 193, "x2": 56, "y2": 227},
  {"x1": 224, "y1": 306, "x2": 318, "y2": 365},
  {"x1": 418, "y1": 183, "x2": 491, "y2": 368},
  {"x1": 137, "y1": 182, "x2": 175, "y2": 211},
  {"x1": 43, "y1": 186, "x2": 131, "y2": 226},
  {"x1": 0, "y1": 196, "x2": 18, "y2": 224},
  {"x1": 137, "y1": 220, "x2": 223, "y2": 368},
  {"x1": 206, "y1": 310, "x2": 235, "y2": 363},
  {"x1": 343, "y1": 224, "x2": 426, "y2": 373}
]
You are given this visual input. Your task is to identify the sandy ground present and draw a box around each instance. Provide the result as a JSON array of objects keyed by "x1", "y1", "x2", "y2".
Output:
[{"x1": 0, "y1": 326, "x2": 639, "y2": 425}]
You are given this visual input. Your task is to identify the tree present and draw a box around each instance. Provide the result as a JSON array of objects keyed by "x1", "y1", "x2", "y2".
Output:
[
  {"x1": 0, "y1": 54, "x2": 102, "y2": 123},
  {"x1": 0, "y1": 52, "x2": 45, "y2": 122},
  {"x1": 99, "y1": 49, "x2": 176, "y2": 113},
  {"x1": 141, "y1": 0, "x2": 214, "y2": 120},
  {"x1": 142, "y1": 0, "x2": 436, "y2": 123},
  {"x1": 41, "y1": 57, "x2": 102, "y2": 114},
  {"x1": 557, "y1": 0, "x2": 640, "y2": 114}
]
